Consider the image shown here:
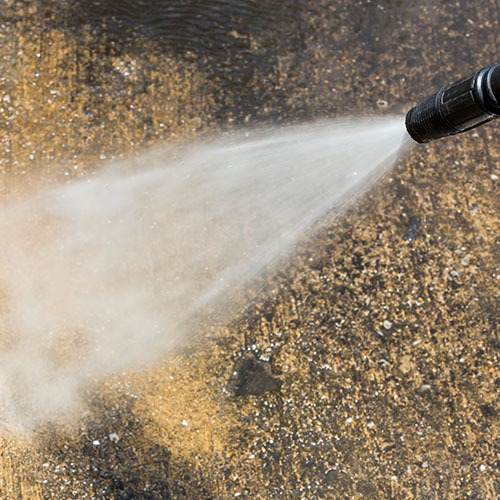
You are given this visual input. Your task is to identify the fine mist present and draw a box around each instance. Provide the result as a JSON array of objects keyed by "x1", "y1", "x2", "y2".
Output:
[{"x1": 0, "y1": 118, "x2": 408, "y2": 427}]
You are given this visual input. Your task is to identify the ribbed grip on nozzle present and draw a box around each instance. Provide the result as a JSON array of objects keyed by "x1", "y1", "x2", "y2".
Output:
[
  {"x1": 405, "y1": 90, "x2": 451, "y2": 143},
  {"x1": 406, "y1": 64, "x2": 500, "y2": 143}
]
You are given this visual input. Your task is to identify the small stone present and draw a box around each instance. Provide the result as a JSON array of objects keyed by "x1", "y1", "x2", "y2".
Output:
[
  {"x1": 479, "y1": 404, "x2": 498, "y2": 418},
  {"x1": 404, "y1": 216, "x2": 420, "y2": 241},
  {"x1": 92, "y1": 440, "x2": 100, "y2": 446},
  {"x1": 108, "y1": 433, "x2": 119, "y2": 443},
  {"x1": 383, "y1": 320, "x2": 392, "y2": 330},
  {"x1": 226, "y1": 354, "x2": 281, "y2": 397},
  {"x1": 491, "y1": 174, "x2": 499, "y2": 180},
  {"x1": 400, "y1": 355, "x2": 412, "y2": 374},
  {"x1": 181, "y1": 420, "x2": 188, "y2": 427}
]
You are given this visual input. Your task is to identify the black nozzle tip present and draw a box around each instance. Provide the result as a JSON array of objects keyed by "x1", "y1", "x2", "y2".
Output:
[
  {"x1": 405, "y1": 107, "x2": 430, "y2": 143},
  {"x1": 405, "y1": 90, "x2": 450, "y2": 143}
]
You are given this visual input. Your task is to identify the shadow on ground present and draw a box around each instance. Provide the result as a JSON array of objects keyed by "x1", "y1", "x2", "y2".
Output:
[{"x1": 33, "y1": 393, "x2": 217, "y2": 499}]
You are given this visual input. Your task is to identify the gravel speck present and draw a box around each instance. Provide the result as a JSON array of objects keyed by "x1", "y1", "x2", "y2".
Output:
[
  {"x1": 404, "y1": 216, "x2": 420, "y2": 241},
  {"x1": 109, "y1": 433, "x2": 119, "y2": 443}
]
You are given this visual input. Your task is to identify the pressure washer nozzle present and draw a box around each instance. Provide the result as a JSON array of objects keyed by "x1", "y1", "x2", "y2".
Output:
[{"x1": 405, "y1": 63, "x2": 500, "y2": 143}]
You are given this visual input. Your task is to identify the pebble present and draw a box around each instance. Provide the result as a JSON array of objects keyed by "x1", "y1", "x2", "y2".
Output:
[
  {"x1": 92, "y1": 440, "x2": 100, "y2": 446},
  {"x1": 383, "y1": 320, "x2": 392, "y2": 330},
  {"x1": 109, "y1": 433, "x2": 119, "y2": 443},
  {"x1": 404, "y1": 216, "x2": 420, "y2": 241},
  {"x1": 479, "y1": 404, "x2": 498, "y2": 418},
  {"x1": 226, "y1": 354, "x2": 282, "y2": 396}
]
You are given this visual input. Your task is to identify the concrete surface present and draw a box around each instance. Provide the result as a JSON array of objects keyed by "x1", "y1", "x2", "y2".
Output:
[{"x1": 0, "y1": 0, "x2": 499, "y2": 498}]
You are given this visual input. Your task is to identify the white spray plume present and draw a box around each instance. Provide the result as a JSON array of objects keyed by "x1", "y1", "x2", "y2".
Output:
[{"x1": 0, "y1": 118, "x2": 409, "y2": 427}]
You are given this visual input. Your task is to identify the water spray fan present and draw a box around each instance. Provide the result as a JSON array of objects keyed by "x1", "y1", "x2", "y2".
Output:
[{"x1": 406, "y1": 63, "x2": 500, "y2": 142}]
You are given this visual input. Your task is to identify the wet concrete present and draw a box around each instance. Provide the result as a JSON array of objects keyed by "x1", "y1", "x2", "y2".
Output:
[{"x1": 0, "y1": 0, "x2": 499, "y2": 498}]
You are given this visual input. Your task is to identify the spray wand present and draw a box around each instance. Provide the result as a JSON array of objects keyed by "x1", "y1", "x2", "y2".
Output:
[{"x1": 405, "y1": 63, "x2": 500, "y2": 142}]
